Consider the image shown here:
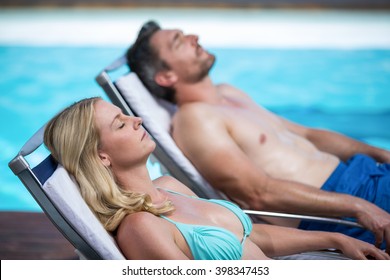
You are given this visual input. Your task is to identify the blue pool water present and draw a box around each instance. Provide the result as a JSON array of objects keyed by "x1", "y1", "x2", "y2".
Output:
[{"x1": 1, "y1": 46, "x2": 390, "y2": 212}]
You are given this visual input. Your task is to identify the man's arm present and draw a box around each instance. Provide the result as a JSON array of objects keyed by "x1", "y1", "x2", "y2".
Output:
[
  {"x1": 172, "y1": 104, "x2": 390, "y2": 251},
  {"x1": 281, "y1": 118, "x2": 390, "y2": 163}
]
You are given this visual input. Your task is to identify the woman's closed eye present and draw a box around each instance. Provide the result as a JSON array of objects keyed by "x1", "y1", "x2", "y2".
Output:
[{"x1": 118, "y1": 121, "x2": 125, "y2": 129}]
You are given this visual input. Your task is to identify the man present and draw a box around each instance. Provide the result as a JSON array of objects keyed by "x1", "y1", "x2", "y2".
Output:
[{"x1": 126, "y1": 21, "x2": 390, "y2": 252}]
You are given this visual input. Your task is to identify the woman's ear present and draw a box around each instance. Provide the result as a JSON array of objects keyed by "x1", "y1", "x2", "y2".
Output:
[
  {"x1": 98, "y1": 151, "x2": 111, "y2": 167},
  {"x1": 155, "y1": 70, "x2": 178, "y2": 87}
]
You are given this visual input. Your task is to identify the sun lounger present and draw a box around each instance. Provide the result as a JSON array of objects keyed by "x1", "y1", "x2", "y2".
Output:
[
  {"x1": 9, "y1": 122, "x2": 353, "y2": 261},
  {"x1": 95, "y1": 55, "x2": 362, "y2": 231},
  {"x1": 8, "y1": 79, "x2": 355, "y2": 260},
  {"x1": 9, "y1": 120, "x2": 352, "y2": 261},
  {"x1": 8, "y1": 125, "x2": 125, "y2": 260},
  {"x1": 6, "y1": 52, "x2": 362, "y2": 260}
]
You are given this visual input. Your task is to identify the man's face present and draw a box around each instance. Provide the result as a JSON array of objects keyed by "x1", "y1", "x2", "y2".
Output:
[{"x1": 150, "y1": 28, "x2": 215, "y2": 84}]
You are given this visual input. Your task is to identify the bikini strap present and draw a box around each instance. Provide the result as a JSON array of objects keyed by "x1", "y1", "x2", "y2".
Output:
[
  {"x1": 160, "y1": 215, "x2": 178, "y2": 225},
  {"x1": 158, "y1": 187, "x2": 196, "y2": 199}
]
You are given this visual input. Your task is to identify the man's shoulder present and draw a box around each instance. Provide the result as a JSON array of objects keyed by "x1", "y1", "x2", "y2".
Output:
[
  {"x1": 176, "y1": 102, "x2": 217, "y2": 119},
  {"x1": 172, "y1": 102, "x2": 224, "y2": 135},
  {"x1": 216, "y1": 82, "x2": 237, "y2": 91},
  {"x1": 217, "y1": 83, "x2": 250, "y2": 99}
]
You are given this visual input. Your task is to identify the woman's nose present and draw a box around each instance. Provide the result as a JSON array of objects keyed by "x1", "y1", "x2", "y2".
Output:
[{"x1": 133, "y1": 117, "x2": 143, "y2": 129}]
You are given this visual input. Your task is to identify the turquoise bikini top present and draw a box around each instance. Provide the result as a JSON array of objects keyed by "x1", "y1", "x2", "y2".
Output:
[{"x1": 160, "y1": 190, "x2": 252, "y2": 260}]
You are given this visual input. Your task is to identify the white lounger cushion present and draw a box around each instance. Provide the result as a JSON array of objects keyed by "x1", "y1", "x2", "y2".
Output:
[
  {"x1": 43, "y1": 165, "x2": 125, "y2": 260},
  {"x1": 116, "y1": 72, "x2": 224, "y2": 199}
]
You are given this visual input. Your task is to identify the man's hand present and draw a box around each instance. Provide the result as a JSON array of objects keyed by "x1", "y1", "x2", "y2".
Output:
[{"x1": 356, "y1": 203, "x2": 390, "y2": 254}]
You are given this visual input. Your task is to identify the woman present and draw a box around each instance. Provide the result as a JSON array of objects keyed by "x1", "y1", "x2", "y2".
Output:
[{"x1": 44, "y1": 97, "x2": 389, "y2": 260}]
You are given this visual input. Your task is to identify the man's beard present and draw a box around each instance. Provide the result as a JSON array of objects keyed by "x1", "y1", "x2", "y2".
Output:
[{"x1": 184, "y1": 53, "x2": 216, "y2": 84}]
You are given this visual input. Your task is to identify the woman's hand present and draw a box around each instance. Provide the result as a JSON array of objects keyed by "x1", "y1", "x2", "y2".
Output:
[{"x1": 336, "y1": 233, "x2": 390, "y2": 260}]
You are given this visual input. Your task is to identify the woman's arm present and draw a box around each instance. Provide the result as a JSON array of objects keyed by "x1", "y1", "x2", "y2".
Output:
[
  {"x1": 250, "y1": 224, "x2": 389, "y2": 260},
  {"x1": 116, "y1": 212, "x2": 190, "y2": 260}
]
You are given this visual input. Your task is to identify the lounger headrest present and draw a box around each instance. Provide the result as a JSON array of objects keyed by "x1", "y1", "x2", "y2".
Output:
[
  {"x1": 43, "y1": 165, "x2": 125, "y2": 260},
  {"x1": 32, "y1": 155, "x2": 58, "y2": 185}
]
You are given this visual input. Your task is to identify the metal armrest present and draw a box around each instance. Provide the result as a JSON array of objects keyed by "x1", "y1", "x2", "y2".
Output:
[{"x1": 243, "y1": 210, "x2": 362, "y2": 228}]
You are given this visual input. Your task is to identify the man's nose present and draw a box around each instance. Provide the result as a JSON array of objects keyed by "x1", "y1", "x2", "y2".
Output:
[{"x1": 188, "y1": 34, "x2": 199, "y2": 44}]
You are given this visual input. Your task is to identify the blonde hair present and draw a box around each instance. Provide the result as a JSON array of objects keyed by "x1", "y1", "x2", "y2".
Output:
[{"x1": 44, "y1": 97, "x2": 174, "y2": 232}]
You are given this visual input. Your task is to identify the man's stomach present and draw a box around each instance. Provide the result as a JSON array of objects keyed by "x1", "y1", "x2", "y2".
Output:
[{"x1": 251, "y1": 147, "x2": 340, "y2": 189}]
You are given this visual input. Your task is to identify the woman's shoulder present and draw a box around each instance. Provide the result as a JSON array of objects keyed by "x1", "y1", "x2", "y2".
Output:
[
  {"x1": 116, "y1": 212, "x2": 177, "y2": 259},
  {"x1": 117, "y1": 213, "x2": 167, "y2": 245},
  {"x1": 118, "y1": 212, "x2": 160, "y2": 236}
]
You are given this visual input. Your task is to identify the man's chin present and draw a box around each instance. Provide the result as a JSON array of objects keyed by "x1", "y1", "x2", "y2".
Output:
[{"x1": 207, "y1": 53, "x2": 216, "y2": 72}]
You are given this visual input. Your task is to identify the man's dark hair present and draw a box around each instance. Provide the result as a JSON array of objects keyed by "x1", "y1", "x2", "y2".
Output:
[{"x1": 126, "y1": 20, "x2": 176, "y2": 103}]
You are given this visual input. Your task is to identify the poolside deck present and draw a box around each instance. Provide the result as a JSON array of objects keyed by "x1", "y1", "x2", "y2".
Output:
[{"x1": 0, "y1": 212, "x2": 77, "y2": 260}]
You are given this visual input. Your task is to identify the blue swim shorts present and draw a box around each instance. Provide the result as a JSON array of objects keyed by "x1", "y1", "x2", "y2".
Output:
[{"x1": 298, "y1": 154, "x2": 390, "y2": 249}]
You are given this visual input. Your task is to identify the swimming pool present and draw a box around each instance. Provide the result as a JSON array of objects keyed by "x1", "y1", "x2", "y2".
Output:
[{"x1": 1, "y1": 8, "x2": 390, "y2": 212}]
